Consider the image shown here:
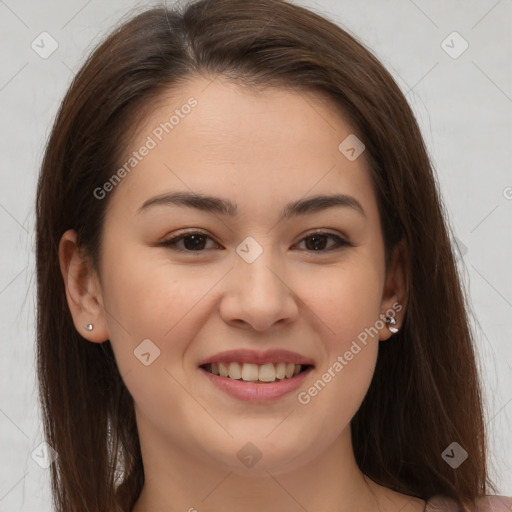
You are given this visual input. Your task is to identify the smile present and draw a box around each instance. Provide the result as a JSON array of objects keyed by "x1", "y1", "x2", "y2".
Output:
[
  {"x1": 197, "y1": 348, "x2": 315, "y2": 401},
  {"x1": 201, "y1": 361, "x2": 311, "y2": 383}
]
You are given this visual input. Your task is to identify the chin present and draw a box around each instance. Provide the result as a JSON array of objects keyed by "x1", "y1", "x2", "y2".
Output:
[{"x1": 197, "y1": 434, "x2": 317, "y2": 477}]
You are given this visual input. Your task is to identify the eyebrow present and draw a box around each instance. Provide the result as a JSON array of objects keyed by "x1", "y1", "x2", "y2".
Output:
[{"x1": 137, "y1": 191, "x2": 366, "y2": 219}]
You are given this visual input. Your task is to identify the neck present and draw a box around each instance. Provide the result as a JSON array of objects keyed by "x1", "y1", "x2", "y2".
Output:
[{"x1": 130, "y1": 413, "x2": 416, "y2": 512}]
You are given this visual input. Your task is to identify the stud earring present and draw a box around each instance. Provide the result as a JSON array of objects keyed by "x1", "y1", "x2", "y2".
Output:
[
  {"x1": 385, "y1": 316, "x2": 399, "y2": 334},
  {"x1": 84, "y1": 324, "x2": 94, "y2": 331}
]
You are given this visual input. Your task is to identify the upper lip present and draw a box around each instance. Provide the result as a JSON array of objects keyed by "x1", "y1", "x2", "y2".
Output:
[{"x1": 198, "y1": 349, "x2": 315, "y2": 367}]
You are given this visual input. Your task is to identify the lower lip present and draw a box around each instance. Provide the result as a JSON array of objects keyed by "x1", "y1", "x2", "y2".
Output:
[{"x1": 199, "y1": 366, "x2": 313, "y2": 402}]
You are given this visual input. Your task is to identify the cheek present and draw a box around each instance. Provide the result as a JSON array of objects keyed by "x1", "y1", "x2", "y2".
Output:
[
  {"x1": 297, "y1": 299, "x2": 379, "y2": 447},
  {"x1": 97, "y1": 252, "x2": 206, "y2": 424},
  {"x1": 99, "y1": 246, "x2": 214, "y2": 376},
  {"x1": 101, "y1": 245, "x2": 209, "y2": 334},
  {"x1": 295, "y1": 256, "x2": 382, "y2": 423},
  {"x1": 307, "y1": 256, "x2": 384, "y2": 341}
]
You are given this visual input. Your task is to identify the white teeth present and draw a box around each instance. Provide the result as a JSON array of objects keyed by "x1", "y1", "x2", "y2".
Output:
[
  {"x1": 285, "y1": 362, "x2": 296, "y2": 379},
  {"x1": 258, "y1": 363, "x2": 277, "y2": 382},
  {"x1": 218, "y1": 362, "x2": 229, "y2": 377},
  {"x1": 228, "y1": 362, "x2": 242, "y2": 380},
  {"x1": 205, "y1": 362, "x2": 306, "y2": 382},
  {"x1": 241, "y1": 363, "x2": 259, "y2": 381},
  {"x1": 275, "y1": 362, "x2": 286, "y2": 379}
]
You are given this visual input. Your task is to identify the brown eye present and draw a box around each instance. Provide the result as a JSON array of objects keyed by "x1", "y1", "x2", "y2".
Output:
[
  {"x1": 159, "y1": 230, "x2": 351, "y2": 254},
  {"x1": 160, "y1": 232, "x2": 220, "y2": 252},
  {"x1": 296, "y1": 232, "x2": 351, "y2": 252}
]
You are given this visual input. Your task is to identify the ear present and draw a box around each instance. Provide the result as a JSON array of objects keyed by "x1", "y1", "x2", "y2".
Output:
[
  {"x1": 379, "y1": 238, "x2": 408, "y2": 341},
  {"x1": 59, "y1": 229, "x2": 109, "y2": 343}
]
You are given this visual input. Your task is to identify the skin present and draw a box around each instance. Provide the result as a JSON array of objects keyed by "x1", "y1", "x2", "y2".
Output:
[{"x1": 60, "y1": 75, "x2": 423, "y2": 511}]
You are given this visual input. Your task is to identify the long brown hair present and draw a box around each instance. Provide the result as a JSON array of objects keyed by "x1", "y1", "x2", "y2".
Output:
[{"x1": 36, "y1": 1, "x2": 492, "y2": 510}]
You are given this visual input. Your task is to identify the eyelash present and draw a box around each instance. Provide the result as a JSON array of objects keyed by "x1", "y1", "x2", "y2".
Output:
[{"x1": 159, "y1": 230, "x2": 353, "y2": 254}]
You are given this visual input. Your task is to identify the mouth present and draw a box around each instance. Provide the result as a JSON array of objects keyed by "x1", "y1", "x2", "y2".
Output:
[
  {"x1": 200, "y1": 361, "x2": 313, "y2": 384},
  {"x1": 197, "y1": 349, "x2": 315, "y2": 402}
]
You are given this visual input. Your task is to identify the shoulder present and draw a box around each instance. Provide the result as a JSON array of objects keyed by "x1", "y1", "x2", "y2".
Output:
[{"x1": 425, "y1": 495, "x2": 512, "y2": 512}]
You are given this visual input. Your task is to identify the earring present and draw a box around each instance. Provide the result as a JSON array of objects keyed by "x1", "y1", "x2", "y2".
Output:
[
  {"x1": 84, "y1": 324, "x2": 94, "y2": 331},
  {"x1": 385, "y1": 316, "x2": 399, "y2": 334}
]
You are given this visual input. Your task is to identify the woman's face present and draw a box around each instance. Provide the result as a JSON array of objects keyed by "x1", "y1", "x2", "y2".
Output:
[{"x1": 80, "y1": 76, "x2": 404, "y2": 475}]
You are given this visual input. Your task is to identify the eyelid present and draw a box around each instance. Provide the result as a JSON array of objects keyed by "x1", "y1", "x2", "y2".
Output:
[
  {"x1": 159, "y1": 228, "x2": 353, "y2": 253},
  {"x1": 158, "y1": 228, "x2": 221, "y2": 251},
  {"x1": 293, "y1": 230, "x2": 353, "y2": 253},
  {"x1": 294, "y1": 228, "x2": 350, "y2": 243}
]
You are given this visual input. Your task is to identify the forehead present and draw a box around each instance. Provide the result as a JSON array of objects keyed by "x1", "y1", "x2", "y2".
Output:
[{"x1": 109, "y1": 75, "x2": 378, "y2": 221}]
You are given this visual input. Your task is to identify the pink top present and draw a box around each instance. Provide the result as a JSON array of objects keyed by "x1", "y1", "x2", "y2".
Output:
[{"x1": 425, "y1": 495, "x2": 512, "y2": 511}]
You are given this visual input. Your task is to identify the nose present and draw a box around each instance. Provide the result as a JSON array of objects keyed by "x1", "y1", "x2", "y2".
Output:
[{"x1": 219, "y1": 246, "x2": 299, "y2": 331}]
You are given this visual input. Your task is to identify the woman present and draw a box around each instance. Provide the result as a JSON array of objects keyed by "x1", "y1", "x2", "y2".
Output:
[{"x1": 35, "y1": 0, "x2": 511, "y2": 510}]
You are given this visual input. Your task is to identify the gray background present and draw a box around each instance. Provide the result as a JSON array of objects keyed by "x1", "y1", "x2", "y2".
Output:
[{"x1": 0, "y1": 0, "x2": 510, "y2": 509}]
